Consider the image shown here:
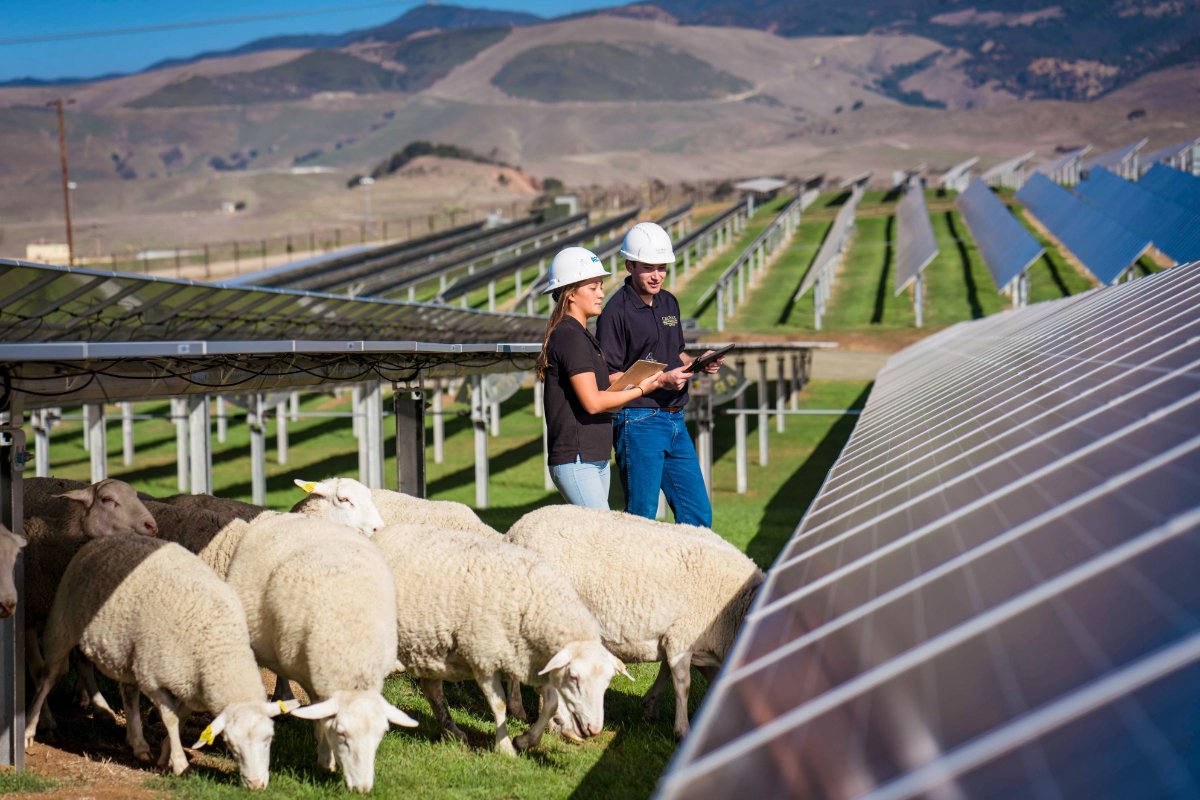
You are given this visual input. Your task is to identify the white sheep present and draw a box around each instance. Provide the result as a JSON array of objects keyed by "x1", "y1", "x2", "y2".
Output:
[
  {"x1": 158, "y1": 491, "x2": 270, "y2": 523},
  {"x1": 506, "y1": 506, "x2": 764, "y2": 739},
  {"x1": 289, "y1": 478, "x2": 385, "y2": 535},
  {"x1": 0, "y1": 523, "x2": 27, "y2": 619},
  {"x1": 370, "y1": 487, "x2": 500, "y2": 537},
  {"x1": 24, "y1": 534, "x2": 296, "y2": 789},
  {"x1": 371, "y1": 523, "x2": 629, "y2": 756},
  {"x1": 223, "y1": 514, "x2": 416, "y2": 792}
]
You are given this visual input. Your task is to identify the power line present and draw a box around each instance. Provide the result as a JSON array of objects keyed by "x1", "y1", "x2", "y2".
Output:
[{"x1": 0, "y1": 2, "x2": 417, "y2": 47}]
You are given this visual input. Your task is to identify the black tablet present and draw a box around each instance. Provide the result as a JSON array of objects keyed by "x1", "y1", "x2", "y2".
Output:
[{"x1": 683, "y1": 343, "x2": 735, "y2": 374}]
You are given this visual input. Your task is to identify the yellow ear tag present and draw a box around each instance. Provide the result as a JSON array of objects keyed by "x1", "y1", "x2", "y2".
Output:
[
  {"x1": 198, "y1": 725, "x2": 215, "y2": 746},
  {"x1": 278, "y1": 700, "x2": 290, "y2": 715},
  {"x1": 300, "y1": 482, "x2": 318, "y2": 494}
]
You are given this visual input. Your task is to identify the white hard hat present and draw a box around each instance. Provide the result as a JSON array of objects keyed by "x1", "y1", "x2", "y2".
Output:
[
  {"x1": 543, "y1": 246, "x2": 609, "y2": 295},
  {"x1": 619, "y1": 221, "x2": 676, "y2": 265}
]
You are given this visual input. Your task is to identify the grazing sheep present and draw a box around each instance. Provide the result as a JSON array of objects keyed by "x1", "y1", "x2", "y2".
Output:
[
  {"x1": 371, "y1": 523, "x2": 628, "y2": 756},
  {"x1": 506, "y1": 506, "x2": 764, "y2": 739},
  {"x1": 370, "y1": 487, "x2": 500, "y2": 538},
  {"x1": 224, "y1": 514, "x2": 415, "y2": 792},
  {"x1": 24, "y1": 535, "x2": 296, "y2": 788},
  {"x1": 289, "y1": 478, "x2": 385, "y2": 536},
  {"x1": 0, "y1": 523, "x2": 28, "y2": 618}
]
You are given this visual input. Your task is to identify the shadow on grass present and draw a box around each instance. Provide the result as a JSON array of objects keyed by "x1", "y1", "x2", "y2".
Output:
[
  {"x1": 944, "y1": 211, "x2": 984, "y2": 319},
  {"x1": 882, "y1": 186, "x2": 904, "y2": 203},
  {"x1": 1041, "y1": 251, "x2": 1071, "y2": 297},
  {"x1": 745, "y1": 384, "x2": 871, "y2": 568},
  {"x1": 871, "y1": 217, "x2": 894, "y2": 324},
  {"x1": 823, "y1": 191, "x2": 850, "y2": 208},
  {"x1": 426, "y1": 437, "x2": 545, "y2": 499}
]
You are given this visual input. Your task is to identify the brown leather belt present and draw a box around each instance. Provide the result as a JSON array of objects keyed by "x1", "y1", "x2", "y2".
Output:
[{"x1": 661, "y1": 406, "x2": 684, "y2": 413}]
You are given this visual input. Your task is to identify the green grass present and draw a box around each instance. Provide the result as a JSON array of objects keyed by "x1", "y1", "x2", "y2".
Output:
[
  {"x1": 921, "y1": 209, "x2": 1007, "y2": 326},
  {"x1": 819, "y1": 214, "x2": 916, "y2": 330},
  {"x1": 1009, "y1": 205, "x2": 1097, "y2": 303},
  {"x1": 0, "y1": 771, "x2": 57, "y2": 794},
  {"x1": 30, "y1": 378, "x2": 869, "y2": 797},
  {"x1": 728, "y1": 217, "x2": 832, "y2": 333}
]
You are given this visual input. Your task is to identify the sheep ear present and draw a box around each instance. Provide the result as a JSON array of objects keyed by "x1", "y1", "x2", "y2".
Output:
[
  {"x1": 289, "y1": 698, "x2": 339, "y2": 720},
  {"x1": 611, "y1": 654, "x2": 633, "y2": 680},
  {"x1": 265, "y1": 699, "x2": 301, "y2": 718},
  {"x1": 538, "y1": 647, "x2": 573, "y2": 676},
  {"x1": 383, "y1": 700, "x2": 418, "y2": 728},
  {"x1": 55, "y1": 487, "x2": 95, "y2": 507},
  {"x1": 193, "y1": 711, "x2": 227, "y2": 748},
  {"x1": 293, "y1": 479, "x2": 321, "y2": 495}
]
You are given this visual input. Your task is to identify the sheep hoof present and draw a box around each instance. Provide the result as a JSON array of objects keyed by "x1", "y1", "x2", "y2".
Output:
[
  {"x1": 673, "y1": 725, "x2": 689, "y2": 740},
  {"x1": 507, "y1": 705, "x2": 529, "y2": 723},
  {"x1": 643, "y1": 698, "x2": 661, "y2": 721},
  {"x1": 440, "y1": 726, "x2": 468, "y2": 744},
  {"x1": 496, "y1": 738, "x2": 519, "y2": 757}
]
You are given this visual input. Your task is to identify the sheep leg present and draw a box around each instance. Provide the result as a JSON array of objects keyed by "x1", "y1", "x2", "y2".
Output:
[
  {"x1": 25, "y1": 632, "x2": 57, "y2": 734},
  {"x1": 119, "y1": 683, "x2": 151, "y2": 761},
  {"x1": 76, "y1": 651, "x2": 118, "y2": 720},
  {"x1": 515, "y1": 685, "x2": 559, "y2": 752},
  {"x1": 23, "y1": 645, "x2": 71, "y2": 750},
  {"x1": 148, "y1": 689, "x2": 189, "y2": 775},
  {"x1": 506, "y1": 676, "x2": 529, "y2": 723},
  {"x1": 668, "y1": 651, "x2": 694, "y2": 740},
  {"x1": 476, "y1": 672, "x2": 516, "y2": 757},
  {"x1": 420, "y1": 679, "x2": 466, "y2": 743},
  {"x1": 643, "y1": 659, "x2": 672, "y2": 721}
]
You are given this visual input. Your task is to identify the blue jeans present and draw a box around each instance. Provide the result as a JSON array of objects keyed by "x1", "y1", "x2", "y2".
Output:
[
  {"x1": 550, "y1": 456, "x2": 611, "y2": 509},
  {"x1": 613, "y1": 408, "x2": 712, "y2": 527}
]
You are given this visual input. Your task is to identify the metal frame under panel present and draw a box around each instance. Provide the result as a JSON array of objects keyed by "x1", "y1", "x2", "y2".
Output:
[{"x1": 658, "y1": 261, "x2": 1200, "y2": 800}]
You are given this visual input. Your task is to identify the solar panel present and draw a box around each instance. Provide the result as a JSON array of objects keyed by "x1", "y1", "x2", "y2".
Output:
[
  {"x1": 1015, "y1": 173, "x2": 1151, "y2": 284},
  {"x1": 1032, "y1": 146, "x2": 1090, "y2": 182},
  {"x1": 1081, "y1": 138, "x2": 1148, "y2": 175},
  {"x1": 1139, "y1": 137, "x2": 1200, "y2": 174},
  {"x1": 1075, "y1": 168, "x2": 1200, "y2": 264},
  {"x1": 981, "y1": 151, "x2": 1035, "y2": 189},
  {"x1": 938, "y1": 157, "x2": 979, "y2": 192},
  {"x1": 658, "y1": 260, "x2": 1200, "y2": 800},
  {"x1": 893, "y1": 184, "x2": 938, "y2": 295},
  {"x1": 1139, "y1": 163, "x2": 1200, "y2": 216},
  {"x1": 0, "y1": 259, "x2": 546, "y2": 345},
  {"x1": 956, "y1": 179, "x2": 1044, "y2": 292}
]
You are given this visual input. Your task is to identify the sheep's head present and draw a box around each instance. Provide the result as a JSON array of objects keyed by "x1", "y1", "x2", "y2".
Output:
[
  {"x1": 0, "y1": 524, "x2": 28, "y2": 618},
  {"x1": 290, "y1": 478, "x2": 384, "y2": 536},
  {"x1": 290, "y1": 691, "x2": 416, "y2": 793},
  {"x1": 193, "y1": 699, "x2": 297, "y2": 790},
  {"x1": 57, "y1": 479, "x2": 158, "y2": 537},
  {"x1": 538, "y1": 641, "x2": 629, "y2": 740}
]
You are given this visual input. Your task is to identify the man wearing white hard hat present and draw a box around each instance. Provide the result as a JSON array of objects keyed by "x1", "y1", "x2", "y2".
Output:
[
  {"x1": 536, "y1": 246, "x2": 666, "y2": 509},
  {"x1": 597, "y1": 222, "x2": 723, "y2": 526}
]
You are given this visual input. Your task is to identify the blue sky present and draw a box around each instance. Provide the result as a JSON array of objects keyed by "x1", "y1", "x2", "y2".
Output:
[{"x1": 0, "y1": 0, "x2": 618, "y2": 83}]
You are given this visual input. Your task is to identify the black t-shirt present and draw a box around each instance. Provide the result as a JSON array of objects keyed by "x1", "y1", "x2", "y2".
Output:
[
  {"x1": 596, "y1": 278, "x2": 688, "y2": 408},
  {"x1": 543, "y1": 316, "x2": 613, "y2": 466}
]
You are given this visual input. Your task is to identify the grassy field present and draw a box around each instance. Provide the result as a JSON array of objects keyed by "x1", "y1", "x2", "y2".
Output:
[{"x1": 7, "y1": 378, "x2": 869, "y2": 798}]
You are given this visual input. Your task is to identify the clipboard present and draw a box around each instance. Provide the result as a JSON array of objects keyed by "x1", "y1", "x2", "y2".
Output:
[
  {"x1": 682, "y1": 343, "x2": 735, "y2": 374},
  {"x1": 607, "y1": 359, "x2": 666, "y2": 392}
]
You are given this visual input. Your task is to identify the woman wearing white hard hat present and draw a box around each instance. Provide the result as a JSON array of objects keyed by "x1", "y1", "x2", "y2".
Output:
[{"x1": 535, "y1": 246, "x2": 666, "y2": 509}]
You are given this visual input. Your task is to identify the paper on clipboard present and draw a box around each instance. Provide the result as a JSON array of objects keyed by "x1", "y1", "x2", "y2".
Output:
[{"x1": 607, "y1": 359, "x2": 665, "y2": 391}]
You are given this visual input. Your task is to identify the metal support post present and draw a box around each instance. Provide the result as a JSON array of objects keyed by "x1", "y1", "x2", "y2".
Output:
[
  {"x1": 790, "y1": 353, "x2": 801, "y2": 411},
  {"x1": 172, "y1": 398, "x2": 188, "y2": 491},
  {"x1": 0, "y1": 394, "x2": 27, "y2": 769},
  {"x1": 757, "y1": 356, "x2": 769, "y2": 466},
  {"x1": 432, "y1": 381, "x2": 445, "y2": 464},
  {"x1": 215, "y1": 395, "x2": 228, "y2": 444},
  {"x1": 34, "y1": 410, "x2": 50, "y2": 477},
  {"x1": 716, "y1": 285, "x2": 725, "y2": 332},
  {"x1": 121, "y1": 402, "x2": 134, "y2": 467},
  {"x1": 776, "y1": 354, "x2": 787, "y2": 433},
  {"x1": 515, "y1": 269, "x2": 522, "y2": 298},
  {"x1": 84, "y1": 402, "x2": 106, "y2": 483},
  {"x1": 532, "y1": 379, "x2": 543, "y2": 419},
  {"x1": 248, "y1": 395, "x2": 266, "y2": 506},
  {"x1": 488, "y1": 280, "x2": 496, "y2": 312},
  {"x1": 914, "y1": 275, "x2": 924, "y2": 327},
  {"x1": 470, "y1": 375, "x2": 489, "y2": 509},
  {"x1": 187, "y1": 394, "x2": 212, "y2": 495},
  {"x1": 696, "y1": 391, "x2": 714, "y2": 500},
  {"x1": 363, "y1": 381, "x2": 384, "y2": 489},
  {"x1": 80, "y1": 404, "x2": 90, "y2": 452},
  {"x1": 669, "y1": 260, "x2": 676, "y2": 288},
  {"x1": 542, "y1": 408, "x2": 553, "y2": 491},
  {"x1": 734, "y1": 359, "x2": 747, "y2": 494},
  {"x1": 394, "y1": 381, "x2": 426, "y2": 498},
  {"x1": 289, "y1": 391, "x2": 300, "y2": 422},
  {"x1": 490, "y1": 401, "x2": 501, "y2": 437},
  {"x1": 275, "y1": 399, "x2": 289, "y2": 465}
]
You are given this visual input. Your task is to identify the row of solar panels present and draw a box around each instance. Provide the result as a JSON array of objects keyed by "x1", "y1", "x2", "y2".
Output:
[{"x1": 660, "y1": 258, "x2": 1200, "y2": 799}]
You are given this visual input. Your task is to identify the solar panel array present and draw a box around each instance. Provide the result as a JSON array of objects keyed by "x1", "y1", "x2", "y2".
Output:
[
  {"x1": 956, "y1": 179, "x2": 1044, "y2": 292},
  {"x1": 1033, "y1": 146, "x2": 1090, "y2": 184},
  {"x1": 0, "y1": 259, "x2": 546, "y2": 345},
  {"x1": 893, "y1": 184, "x2": 938, "y2": 295},
  {"x1": 658, "y1": 259, "x2": 1200, "y2": 800},
  {"x1": 1015, "y1": 173, "x2": 1150, "y2": 284},
  {"x1": 1075, "y1": 167, "x2": 1200, "y2": 264},
  {"x1": 1140, "y1": 163, "x2": 1200, "y2": 215},
  {"x1": 1139, "y1": 137, "x2": 1200, "y2": 176},
  {"x1": 1081, "y1": 138, "x2": 1148, "y2": 177},
  {"x1": 982, "y1": 151, "x2": 1035, "y2": 190}
]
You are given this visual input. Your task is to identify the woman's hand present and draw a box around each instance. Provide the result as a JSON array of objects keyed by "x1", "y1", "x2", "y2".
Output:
[{"x1": 638, "y1": 373, "x2": 661, "y2": 396}]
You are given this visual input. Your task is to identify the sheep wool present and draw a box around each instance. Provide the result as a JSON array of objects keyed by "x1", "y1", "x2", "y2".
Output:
[
  {"x1": 506, "y1": 505, "x2": 764, "y2": 738},
  {"x1": 26, "y1": 535, "x2": 289, "y2": 786},
  {"x1": 142, "y1": 499, "x2": 268, "y2": 580},
  {"x1": 371, "y1": 488, "x2": 501, "y2": 538}
]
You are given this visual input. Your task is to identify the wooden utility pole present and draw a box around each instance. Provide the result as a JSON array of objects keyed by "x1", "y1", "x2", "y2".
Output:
[{"x1": 46, "y1": 97, "x2": 75, "y2": 266}]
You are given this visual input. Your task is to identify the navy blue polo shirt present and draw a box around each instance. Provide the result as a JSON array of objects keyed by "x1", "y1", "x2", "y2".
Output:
[{"x1": 596, "y1": 278, "x2": 688, "y2": 409}]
